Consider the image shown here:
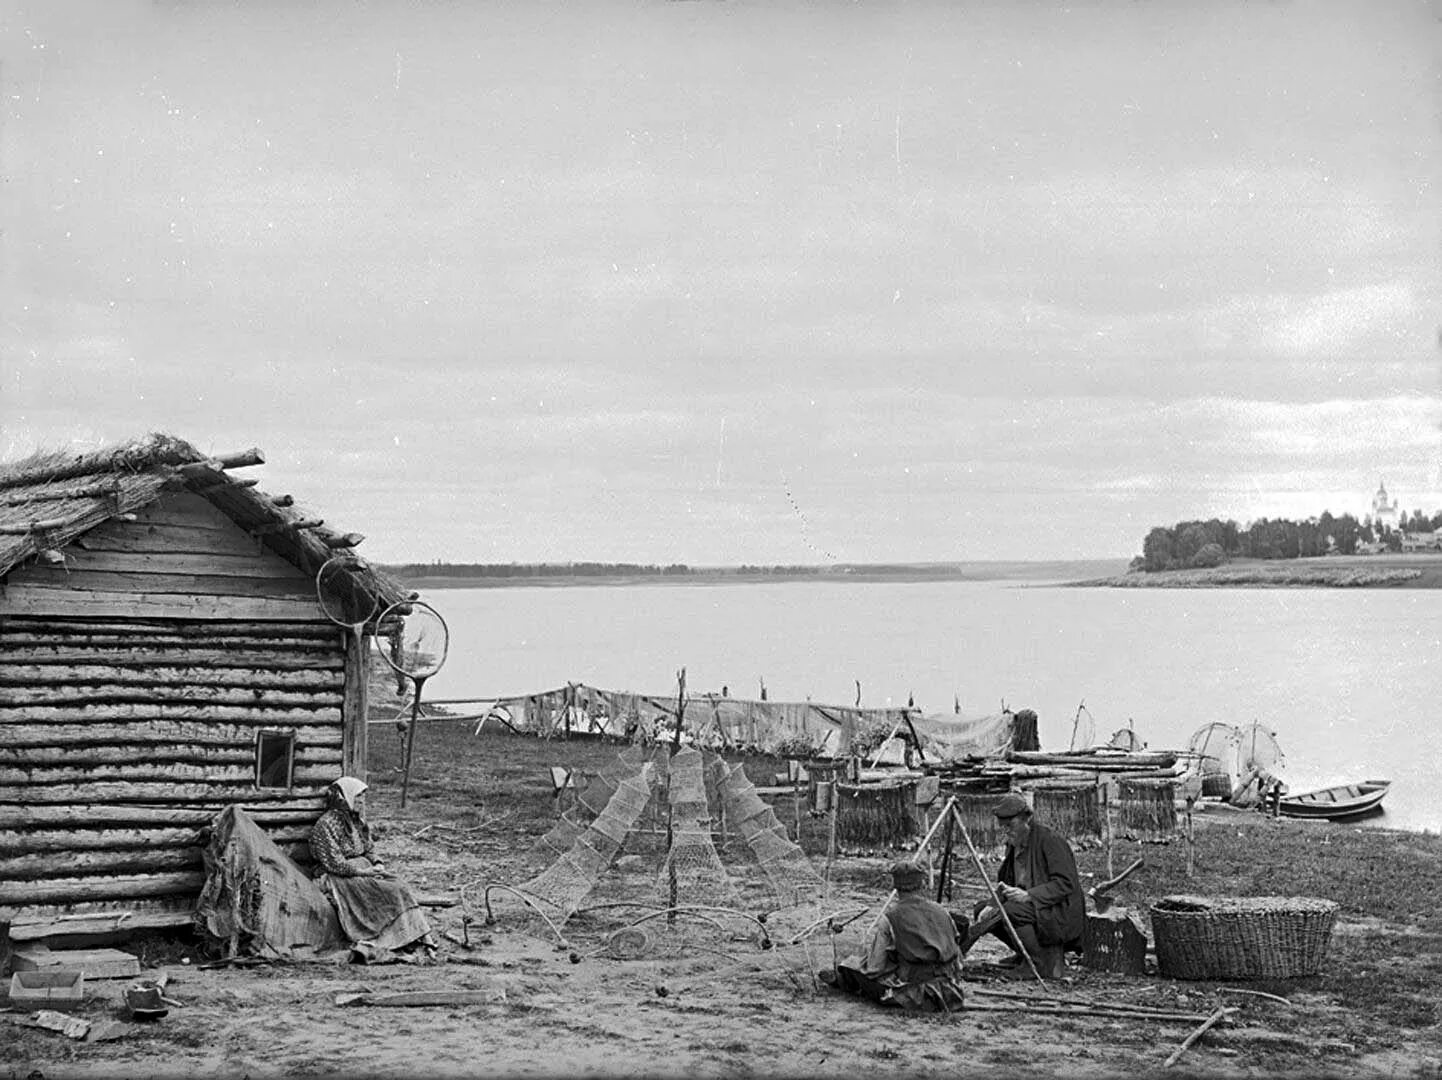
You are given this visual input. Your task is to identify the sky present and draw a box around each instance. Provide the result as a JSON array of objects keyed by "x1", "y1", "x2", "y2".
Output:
[{"x1": 3, "y1": 0, "x2": 1440, "y2": 565}]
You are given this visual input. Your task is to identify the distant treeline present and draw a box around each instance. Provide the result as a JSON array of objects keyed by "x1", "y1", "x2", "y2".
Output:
[
  {"x1": 1136, "y1": 509, "x2": 1442, "y2": 572},
  {"x1": 382, "y1": 561, "x2": 842, "y2": 580}
]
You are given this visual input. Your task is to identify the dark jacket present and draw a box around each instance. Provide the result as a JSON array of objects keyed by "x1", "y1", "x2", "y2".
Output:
[
  {"x1": 887, "y1": 892, "x2": 961, "y2": 969},
  {"x1": 998, "y1": 821, "x2": 1085, "y2": 946}
]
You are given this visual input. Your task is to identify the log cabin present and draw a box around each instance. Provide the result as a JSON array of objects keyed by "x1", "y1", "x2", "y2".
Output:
[{"x1": 0, "y1": 433, "x2": 410, "y2": 942}]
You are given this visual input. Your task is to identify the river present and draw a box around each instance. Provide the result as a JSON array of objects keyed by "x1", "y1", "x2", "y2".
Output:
[{"x1": 413, "y1": 579, "x2": 1441, "y2": 832}]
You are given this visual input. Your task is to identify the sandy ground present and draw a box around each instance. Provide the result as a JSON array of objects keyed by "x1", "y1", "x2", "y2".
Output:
[{"x1": 5, "y1": 731, "x2": 1441, "y2": 1079}]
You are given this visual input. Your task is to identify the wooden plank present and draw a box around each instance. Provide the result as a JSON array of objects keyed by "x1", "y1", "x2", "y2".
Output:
[
  {"x1": 0, "y1": 684, "x2": 343, "y2": 709},
  {"x1": 0, "y1": 871, "x2": 207, "y2": 907},
  {"x1": 0, "y1": 743, "x2": 344, "y2": 768},
  {"x1": 45, "y1": 546, "x2": 310, "y2": 579},
  {"x1": 12, "y1": 567, "x2": 315, "y2": 599},
  {"x1": 0, "y1": 664, "x2": 345, "y2": 691},
  {"x1": 1, "y1": 847, "x2": 203, "y2": 881},
  {"x1": 2, "y1": 761, "x2": 343, "y2": 788},
  {"x1": 0, "y1": 721, "x2": 341, "y2": 750},
  {"x1": 0, "y1": 619, "x2": 338, "y2": 640},
  {"x1": 6, "y1": 781, "x2": 332, "y2": 804},
  {"x1": 8, "y1": 905, "x2": 196, "y2": 942},
  {"x1": 0, "y1": 823, "x2": 313, "y2": 855},
  {"x1": 4, "y1": 647, "x2": 344, "y2": 670},
  {"x1": 130, "y1": 492, "x2": 249, "y2": 532},
  {"x1": 75, "y1": 521, "x2": 265, "y2": 557},
  {"x1": 0, "y1": 703, "x2": 343, "y2": 726},
  {"x1": 0, "y1": 802, "x2": 326, "y2": 829},
  {"x1": 342, "y1": 627, "x2": 369, "y2": 780},
  {"x1": 0, "y1": 585, "x2": 326, "y2": 622}
]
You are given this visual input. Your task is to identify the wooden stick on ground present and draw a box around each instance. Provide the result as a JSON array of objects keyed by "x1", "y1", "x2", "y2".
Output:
[{"x1": 1163, "y1": 1006, "x2": 1236, "y2": 1068}]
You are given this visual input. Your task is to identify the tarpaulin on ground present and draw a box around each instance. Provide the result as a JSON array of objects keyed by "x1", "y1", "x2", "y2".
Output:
[{"x1": 194, "y1": 806, "x2": 342, "y2": 960}]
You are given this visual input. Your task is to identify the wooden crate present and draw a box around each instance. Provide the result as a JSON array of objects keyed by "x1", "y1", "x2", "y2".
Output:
[{"x1": 8, "y1": 969, "x2": 86, "y2": 1011}]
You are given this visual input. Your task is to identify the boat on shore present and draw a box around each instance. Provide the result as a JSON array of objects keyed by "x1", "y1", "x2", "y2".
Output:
[{"x1": 1278, "y1": 779, "x2": 1391, "y2": 821}]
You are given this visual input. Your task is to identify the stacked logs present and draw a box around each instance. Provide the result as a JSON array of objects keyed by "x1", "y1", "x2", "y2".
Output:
[{"x1": 0, "y1": 614, "x2": 345, "y2": 934}]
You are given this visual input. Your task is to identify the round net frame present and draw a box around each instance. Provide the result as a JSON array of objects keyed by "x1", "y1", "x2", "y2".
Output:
[
  {"x1": 316, "y1": 556, "x2": 380, "y2": 630},
  {"x1": 1235, "y1": 722, "x2": 1284, "y2": 776},
  {"x1": 378, "y1": 599, "x2": 450, "y2": 680}
]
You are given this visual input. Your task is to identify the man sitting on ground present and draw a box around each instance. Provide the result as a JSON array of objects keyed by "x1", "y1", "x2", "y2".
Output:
[
  {"x1": 829, "y1": 859, "x2": 965, "y2": 1011},
  {"x1": 964, "y1": 793, "x2": 1084, "y2": 978}
]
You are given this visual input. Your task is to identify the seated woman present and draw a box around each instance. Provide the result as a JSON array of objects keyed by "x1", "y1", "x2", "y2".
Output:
[{"x1": 310, "y1": 776, "x2": 435, "y2": 960}]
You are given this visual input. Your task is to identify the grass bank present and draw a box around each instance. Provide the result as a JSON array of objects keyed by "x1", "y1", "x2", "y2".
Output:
[{"x1": 1078, "y1": 554, "x2": 1442, "y2": 588}]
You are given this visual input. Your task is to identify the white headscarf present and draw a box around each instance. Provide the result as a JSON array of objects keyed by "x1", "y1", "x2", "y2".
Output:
[{"x1": 332, "y1": 776, "x2": 368, "y2": 812}]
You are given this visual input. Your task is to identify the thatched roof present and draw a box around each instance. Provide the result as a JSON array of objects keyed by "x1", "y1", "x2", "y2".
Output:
[{"x1": 0, "y1": 432, "x2": 410, "y2": 617}]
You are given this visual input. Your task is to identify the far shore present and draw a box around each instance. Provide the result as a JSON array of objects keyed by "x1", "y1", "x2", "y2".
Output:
[{"x1": 1075, "y1": 553, "x2": 1442, "y2": 588}]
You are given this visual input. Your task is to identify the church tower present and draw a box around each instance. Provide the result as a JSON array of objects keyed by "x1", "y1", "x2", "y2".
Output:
[{"x1": 1372, "y1": 479, "x2": 1398, "y2": 531}]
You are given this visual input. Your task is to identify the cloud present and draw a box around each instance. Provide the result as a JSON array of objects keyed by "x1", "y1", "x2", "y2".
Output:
[{"x1": 1261, "y1": 282, "x2": 1420, "y2": 358}]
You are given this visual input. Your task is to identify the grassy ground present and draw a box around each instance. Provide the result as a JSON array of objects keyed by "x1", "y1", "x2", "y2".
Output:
[
  {"x1": 5, "y1": 715, "x2": 1440, "y2": 1077},
  {"x1": 1082, "y1": 554, "x2": 1442, "y2": 588}
]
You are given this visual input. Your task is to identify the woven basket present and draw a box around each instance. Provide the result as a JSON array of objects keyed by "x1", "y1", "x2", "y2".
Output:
[{"x1": 1151, "y1": 895, "x2": 1338, "y2": 980}]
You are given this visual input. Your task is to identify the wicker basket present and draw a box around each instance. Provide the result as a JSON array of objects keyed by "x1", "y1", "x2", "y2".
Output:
[{"x1": 1151, "y1": 895, "x2": 1339, "y2": 980}]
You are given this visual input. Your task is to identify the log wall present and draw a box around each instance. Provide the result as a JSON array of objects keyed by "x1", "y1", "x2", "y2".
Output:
[{"x1": 0, "y1": 492, "x2": 353, "y2": 936}]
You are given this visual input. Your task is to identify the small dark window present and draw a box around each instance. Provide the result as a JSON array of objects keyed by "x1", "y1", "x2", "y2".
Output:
[{"x1": 256, "y1": 731, "x2": 296, "y2": 789}]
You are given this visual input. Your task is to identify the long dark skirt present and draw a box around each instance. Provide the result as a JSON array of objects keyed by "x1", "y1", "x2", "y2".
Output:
[{"x1": 320, "y1": 873, "x2": 432, "y2": 953}]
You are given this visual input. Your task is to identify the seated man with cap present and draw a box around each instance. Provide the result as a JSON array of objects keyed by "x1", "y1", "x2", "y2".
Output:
[
  {"x1": 830, "y1": 859, "x2": 965, "y2": 1011},
  {"x1": 965, "y1": 792, "x2": 1085, "y2": 978}
]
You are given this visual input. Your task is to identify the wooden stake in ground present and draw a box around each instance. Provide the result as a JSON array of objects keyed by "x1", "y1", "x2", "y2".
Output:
[
  {"x1": 1185, "y1": 798, "x2": 1196, "y2": 878},
  {"x1": 667, "y1": 667, "x2": 686, "y2": 925},
  {"x1": 1163, "y1": 1006, "x2": 1235, "y2": 1068}
]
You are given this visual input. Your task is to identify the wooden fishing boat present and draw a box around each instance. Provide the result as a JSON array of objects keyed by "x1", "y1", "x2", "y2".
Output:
[{"x1": 1277, "y1": 779, "x2": 1391, "y2": 821}]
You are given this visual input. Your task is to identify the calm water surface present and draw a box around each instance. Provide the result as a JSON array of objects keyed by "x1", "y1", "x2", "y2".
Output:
[{"x1": 417, "y1": 580, "x2": 1442, "y2": 832}]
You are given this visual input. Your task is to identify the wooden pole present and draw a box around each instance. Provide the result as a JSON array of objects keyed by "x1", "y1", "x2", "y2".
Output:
[
  {"x1": 1185, "y1": 799, "x2": 1196, "y2": 878},
  {"x1": 936, "y1": 808, "x2": 957, "y2": 903},
  {"x1": 1163, "y1": 1006, "x2": 1235, "y2": 1068},
  {"x1": 1101, "y1": 776, "x2": 1115, "y2": 880},
  {"x1": 863, "y1": 796, "x2": 959, "y2": 937}
]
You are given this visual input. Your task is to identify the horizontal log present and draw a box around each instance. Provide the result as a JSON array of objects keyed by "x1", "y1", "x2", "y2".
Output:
[
  {"x1": 0, "y1": 721, "x2": 342, "y2": 750},
  {"x1": 0, "y1": 479, "x2": 120, "y2": 505},
  {"x1": 0, "y1": 743, "x2": 344, "y2": 768},
  {"x1": 7, "y1": 906, "x2": 195, "y2": 942},
  {"x1": 0, "y1": 664, "x2": 346, "y2": 691},
  {"x1": 6, "y1": 781, "x2": 333, "y2": 804},
  {"x1": 0, "y1": 703, "x2": 343, "y2": 726},
  {"x1": 0, "y1": 684, "x2": 343, "y2": 709},
  {"x1": 1, "y1": 761, "x2": 343, "y2": 788},
  {"x1": 1, "y1": 846, "x2": 203, "y2": 881},
  {"x1": 0, "y1": 823, "x2": 315, "y2": 855},
  {"x1": 0, "y1": 584, "x2": 327, "y2": 622},
  {"x1": 0, "y1": 802, "x2": 326, "y2": 829},
  {"x1": 4, "y1": 647, "x2": 344, "y2": 670},
  {"x1": 14, "y1": 568, "x2": 314, "y2": 599},
  {"x1": 0, "y1": 618, "x2": 338, "y2": 639},
  {"x1": 0, "y1": 871, "x2": 206, "y2": 907}
]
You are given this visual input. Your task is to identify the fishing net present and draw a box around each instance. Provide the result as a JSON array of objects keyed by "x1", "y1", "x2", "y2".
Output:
[
  {"x1": 657, "y1": 748, "x2": 733, "y2": 905},
  {"x1": 1235, "y1": 723, "x2": 1285, "y2": 777},
  {"x1": 719, "y1": 761, "x2": 825, "y2": 908},
  {"x1": 524, "y1": 745, "x2": 648, "y2": 866},
  {"x1": 1025, "y1": 780, "x2": 1102, "y2": 842},
  {"x1": 1117, "y1": 778, "x2": 1179, "y2": 841},
  {"x1": 378, "y1": 600, "x2": 449, "y2": 681},
  {"x1": 833, "y1": 781, "x2": 922, "y2": 849},
  {"x1": 515, "y1": 766, "x2": 656, "y2": 919},
  {"x1": 1187, "y1": 722, "x2": 1239, "y2": 797}
]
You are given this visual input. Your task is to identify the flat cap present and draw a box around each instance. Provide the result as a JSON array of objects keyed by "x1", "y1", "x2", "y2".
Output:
[
  {"x1": 890, "y1": 859, "x2": 927, "y2": 891},
  {"x1": 992, "y1": 793, "x2": 1031, "y2": 820}
]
